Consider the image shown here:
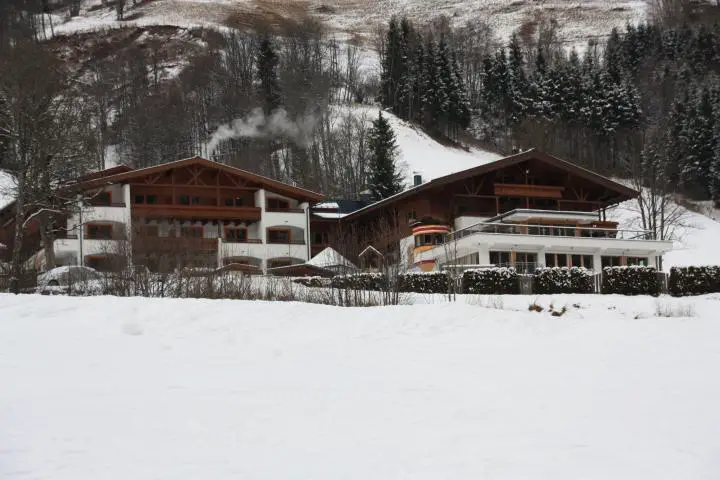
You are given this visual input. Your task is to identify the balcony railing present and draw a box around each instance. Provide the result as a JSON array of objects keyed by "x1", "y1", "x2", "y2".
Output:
[
  {"x1": 223, "y1": 238, "x2": 262, "y2": 244},
  {"x1": 449, "y1": 221, "x2": 654, "y2": 243},
  {"x1": 265, "y1": 207, "x2": 304, "y2": 213},
  {"x1": 267, "y1": 239, "x2": 306, "y2": 245},
  {"x1": 133, "y1": 204, "x2": 261, "y2": 221},
  {"x1": 88, "y1": 202, "x2": 127, "y2": 208}
]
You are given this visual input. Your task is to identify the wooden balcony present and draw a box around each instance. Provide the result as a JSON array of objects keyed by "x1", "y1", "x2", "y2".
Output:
[
  {"x1": 132, "y1": 204, "x2": 261, "y2": 222},
  {"x1": 133, "y1": 236, "x2": 218, "y2": 253},
  {"x1": 494, "y1": 183, "x2": 565, "y2": 199}
]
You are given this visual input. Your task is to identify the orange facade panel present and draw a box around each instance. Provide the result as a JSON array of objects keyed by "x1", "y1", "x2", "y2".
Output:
[
  {"x1": 132, "y1": 204, "x2": 262, "y2": 222},
  {"x1": 494, "y1": 183, "x2": 565, "y2": 199}
]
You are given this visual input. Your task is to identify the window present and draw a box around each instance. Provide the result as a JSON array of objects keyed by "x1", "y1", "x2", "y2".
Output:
[
  {"x1": 180, "y1": 195, "x2": 201, "y2": 205},
  {"x1": 225, "y1": 228, "x2": 247, "y2": 243},
  {"x1": 94, "y1": 191, "x2": 112, "y2": 206},
  {"x1": 627, "y1": 256, "x2": 649, "y2": 266},
  {"x1": 134, "y1": 194, "x2": 145, "y2": 204},
  {"x1": 135, "y1": 225, "x2": 159, "y2": 238},
  {"x1": 86, "y1": 224, "x2": 113, "y2": 240},
  {"x1": 313, "y1": 231, "x2": 329, "y2": 245},
  {"x1": 224, "y1": 197, "x2": 245, "y2": 207},
  {"x1": 146, "y1": 195, "x2": 158, "y2": 205},
  {"x1": 268, "y1": 228, "x2": 291, "y2": 244},
  {"x1": 490, "y1": 251, "x2": 511, "y2": 266},
  {"x1": 414, "y1": 233, "x2": 445, "y2": 247},
  {"x1": 601, "y1": 256, "x2": 622, "y2": 268},
  {"x1": 181, "y1": 226, "x2": 204, "y2": 238},
  {"x1": 267, "y1": 198, "x2": 290, "y2": 210},
  {"x1": 406, "y1": 210, "x2": 417, "y2": 223}
]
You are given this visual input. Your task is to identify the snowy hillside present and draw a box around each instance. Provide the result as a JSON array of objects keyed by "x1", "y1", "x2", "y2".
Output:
[
  {"x1": 339, "y1": 105, "x2": 502, "y2": 184},
  {"x1": 48, "y1": 0, "x2": 646, "y2": 48},
  {"x1": 0, "y1": 170, "x2": 14, "y2": 211},
  {"x1": 2, "y1": 293, "x2": 720, "y2": 480}
]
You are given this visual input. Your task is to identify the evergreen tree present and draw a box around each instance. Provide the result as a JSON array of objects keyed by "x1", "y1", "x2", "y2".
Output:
[
  {"x1": 256, "y1": 35, "x2": 280, "y2": 114},
  {"x1": 680, "y1": 87, "x2": 715, "y2": 198},
  {"x1": 368, "y1": 111, "x2": 403, "y2": 200}
]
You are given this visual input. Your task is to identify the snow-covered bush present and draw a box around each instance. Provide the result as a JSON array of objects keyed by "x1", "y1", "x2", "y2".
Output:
[
  {"x1": 462, "y1": 267, "x2": 519, "y2": 294},
  {"x1": 398, "y1": 271, "x2": 449, "y2": 294},
  {"x1": 602, "y1": 266, "x2": 660, "y2": 296},
  {"x1": 534, "y1": 267, "x2": 594, "y2": 294},
  {"x1": 292, "y1": 276, "x2": 327, "y2": 288},
  {"x1": 331, "y1": 272, "x2": 387, "y2": 290},
  {"x1": 668, "y1": 266, "x2": 720, "y2": 296}
]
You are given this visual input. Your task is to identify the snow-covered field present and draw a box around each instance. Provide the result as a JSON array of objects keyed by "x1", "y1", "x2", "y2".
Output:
[
  {"x1": 1, "y1": 292, "x2": 719, "y2": 479},
  {"x1": 0, "y1": 170, "x2": 14, "y2": 211}
]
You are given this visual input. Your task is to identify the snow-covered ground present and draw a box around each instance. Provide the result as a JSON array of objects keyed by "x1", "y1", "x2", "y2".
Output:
[{"x1": 1, "y1": 293, "x2": 719, "y2": 479}]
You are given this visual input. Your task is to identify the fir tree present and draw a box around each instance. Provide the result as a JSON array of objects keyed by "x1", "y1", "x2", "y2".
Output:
[
  {"x1": 368, "y1": 111, "x2": 403, "y2": 200},
  {"x1": 256, "y1": 35, "x2": 281, "y2": 114}
]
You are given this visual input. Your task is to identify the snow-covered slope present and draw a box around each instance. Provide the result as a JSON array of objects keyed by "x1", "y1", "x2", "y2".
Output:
[
  {"x1": 49, "y1": 0, "x2": 646, "y2": 49},
  {"x1": 0, "y1": 170, "x2": 15, "y2": 211},
  {"x1": 2, "y1": 293, "x2": 719, "y2": 479},
  {"x1": 339, "y1": 105, "x2": 502, "y2": 184},
  {"x1": 609, "y1": 197, "x2": 720, "y2": 269}
]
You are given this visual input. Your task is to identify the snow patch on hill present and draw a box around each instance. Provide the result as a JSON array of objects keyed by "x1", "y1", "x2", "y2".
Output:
[
  {"x1": 336, "y1": 105, "x2": 502, "y2": 184},
  {"x1": 1, "y1": 293, "x2": 719, "y2": 479}
]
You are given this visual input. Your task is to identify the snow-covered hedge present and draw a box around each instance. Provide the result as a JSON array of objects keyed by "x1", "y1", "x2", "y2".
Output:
[
  {"x1": 398, "y1": 272, "x2": 449, "y2": 294},
  {"x1": 668, "y1": 266, "x2": 720, "y2": 296},
  {"x1": 292, "y1": 276, "x2": 327, "y2": 288},
  {"x1": 534, "y1": 267, "x2": 594, "y2": 294},
  {"x1": 331, "y1": 273, "x2": 387, "y2": 291},
  {"x1": 602, "y1": 266, "x2": 660, "y2": 296},
  {"x1": 462, "y1": 267, "x2": 519, "y2": 294}
]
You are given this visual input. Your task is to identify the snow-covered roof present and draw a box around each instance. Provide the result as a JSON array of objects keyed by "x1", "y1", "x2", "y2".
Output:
[
  {"x1": 307, "y1": 247, "x2": 356, "y2": 269},
  {"x1": 314, "y1": 201, "x2": 340, "y2": 209},
  {"x1": 312, "y1": 212, "x2": 348, "y2": 219}
]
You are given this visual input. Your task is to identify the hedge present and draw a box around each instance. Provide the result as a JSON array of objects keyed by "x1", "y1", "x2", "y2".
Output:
[
  {"x1": 534, "y1": 267, "x2": 594, "y2": 294},
  {"x1": 462, "y1": 267, "x2": 519, "y2": 294},
  {"x1": 292, "y1": 276, "x2": 326, "y2": 288},
  {"x1": 668, "y1": 266, "x2": 720, "y2": 296},
  {"x1": 331, "y1": 272, "x2": 387, "y2": 290},
  {"x1": 602, "y1": 266, "x2": 660, "y2": 296},
  {"x1": 398, "y1": 272, "x2": 449, "y2": 294}
]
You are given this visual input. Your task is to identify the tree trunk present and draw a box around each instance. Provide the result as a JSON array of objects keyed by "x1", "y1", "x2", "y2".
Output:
[{"x1": 9, "y1": 182, "x2": 26, "y2": 294}]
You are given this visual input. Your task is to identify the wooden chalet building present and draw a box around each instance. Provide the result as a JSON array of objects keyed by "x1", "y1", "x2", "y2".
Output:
[
  {"x1": 1, "y1": 149, "x2": 674, "y2": 275},
  {"x1": 331, "y1": 149, "x2": 673, "y2": 273}
]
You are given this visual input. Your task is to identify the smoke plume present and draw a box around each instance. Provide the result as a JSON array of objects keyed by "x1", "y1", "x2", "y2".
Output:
[{"x1": 205, "y1": 108, "x2": 317, "y2": 156}]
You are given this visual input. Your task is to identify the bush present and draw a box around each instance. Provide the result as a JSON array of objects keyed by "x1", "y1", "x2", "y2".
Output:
[
  {"x1": 668, "y1": 266, "x2": 720, "y2": 296},
  {"x1": 462, "y1": 267, "x2": 519, "y2": 294},
  {"x1": 292, "y1": 276, "x2": 327, "y2": 288},
  {"x1": 398, "y1": 271, "x2": 449, "y2": 294},
  {"x1": 534, "y1": 267, "x2": 594, "y2": 294},
  {"x1": 331, "y1": 272, "x2": 387, "y2": 290},
  {"x1": 602, "y1": 266, "x2": 660, "y2": 296}
]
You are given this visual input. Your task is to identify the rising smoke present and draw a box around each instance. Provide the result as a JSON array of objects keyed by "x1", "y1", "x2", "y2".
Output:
[{"x1": 205, "y1": 108, "x2": 318, "y2": 156}]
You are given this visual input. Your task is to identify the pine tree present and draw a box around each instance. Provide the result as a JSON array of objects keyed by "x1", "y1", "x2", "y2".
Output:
[
  {"x1": 256, "y1": 35, "x2": 281, "y2": 114},
  {"x1": 380, "y1": 17, "x2": 401, "y2": 110},
  {"x1": 368, "y1": 111, "x2": 403, "y2": 200}
]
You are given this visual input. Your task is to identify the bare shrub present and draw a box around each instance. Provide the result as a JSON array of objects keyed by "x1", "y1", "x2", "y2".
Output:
[{"x1": 655, "y1": 300, "x2": 696, "y2": 318}]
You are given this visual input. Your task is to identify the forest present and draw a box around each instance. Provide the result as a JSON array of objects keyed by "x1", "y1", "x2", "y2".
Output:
[{"x1": 2, "y1": 0, "x2": 720, "y2": 210}]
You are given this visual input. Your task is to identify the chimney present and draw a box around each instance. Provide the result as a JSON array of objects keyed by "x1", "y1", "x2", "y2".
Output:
[{"x1": 413, "y1": 172, "x2": 423, "y2": 187}]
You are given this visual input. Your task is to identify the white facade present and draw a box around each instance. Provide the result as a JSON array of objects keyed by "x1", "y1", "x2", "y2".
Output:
[
  {"x1": 50, "y1": 184, "x2": 313, "y2": 273},
  {"x1": 414, "y1": 214, "x2": 674, "y2": 272}
]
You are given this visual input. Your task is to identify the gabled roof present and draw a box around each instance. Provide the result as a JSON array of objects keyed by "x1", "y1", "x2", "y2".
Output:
[
  {"x1": 342, "y1": 149, "x2": 639, "y2": 221},
  {"x1": 78, "y1": 156, "x2": 324, "y2": 202}
]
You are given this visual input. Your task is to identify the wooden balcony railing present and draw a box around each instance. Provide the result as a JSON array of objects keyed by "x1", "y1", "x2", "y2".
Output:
[
  {"x1": 265, "y1": 207, "x2": 304, "y2": 213},
  {"x1": 132, "y1": 204, "x2": 261, "y2": 222}
]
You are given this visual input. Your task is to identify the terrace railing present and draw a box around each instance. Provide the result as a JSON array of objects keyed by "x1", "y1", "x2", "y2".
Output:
[{"x1": 448, "y1": 221, "x2": 654, "y2": 243}]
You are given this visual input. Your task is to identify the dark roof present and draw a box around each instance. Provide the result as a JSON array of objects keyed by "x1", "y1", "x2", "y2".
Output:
[
  {"x1": 77, "y1": 165, "x2": 134, "y2": 182},
  {"x1": 78, "y1": 156, "x2": 324, "y2": 202},
  {"x1": 342, "y1": 149, "x2": 639, "y2": 221}
]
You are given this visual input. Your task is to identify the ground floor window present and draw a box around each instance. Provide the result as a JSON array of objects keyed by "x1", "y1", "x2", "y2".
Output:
[
  {"x1": 86, "y1": 224, "x2": 113, "y2": 240},
  {"x1": 601, "y1": 256, "x2": 623, "y2": 268},
  {"x1": 489, "y1": 251, "x2": 511, "y2": 266},
  {"x1": 627, "y1": 256, "x2": 649, "y2": 266},
  {"x1": 224, "y1": 227, "x2": 247, "y2": 243},
  {"x1": 181, "y1": 226, "x2": 204, "y2": 238}
]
